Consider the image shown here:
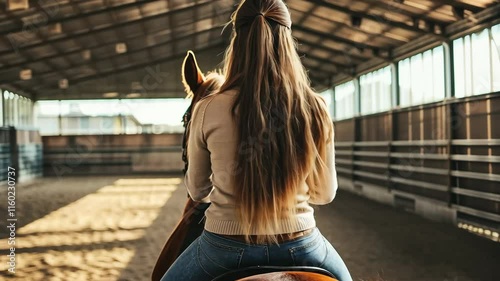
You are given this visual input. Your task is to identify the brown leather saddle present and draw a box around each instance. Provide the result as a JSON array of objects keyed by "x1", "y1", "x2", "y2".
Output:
[{"x1": 213, "y1": 266, "x2": 338, "y2": 281}]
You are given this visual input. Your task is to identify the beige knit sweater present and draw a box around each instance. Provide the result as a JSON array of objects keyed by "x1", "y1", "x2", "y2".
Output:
[{"x1": 185, "y1": 89, "x2": 338, "y2": 235}]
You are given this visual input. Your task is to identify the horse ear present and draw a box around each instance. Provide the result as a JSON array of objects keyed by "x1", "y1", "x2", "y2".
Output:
[{"x1": 182, "y1": 51, "x2": 205, "y2": 93}]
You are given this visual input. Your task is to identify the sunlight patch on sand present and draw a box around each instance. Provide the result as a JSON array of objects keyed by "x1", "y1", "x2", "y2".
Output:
[
  {"x1": 0, "y1": 178, "x2": 179, "y2": 280},
  {"x1": 0, "y1": 229, "x2": 145, "y2": 250},
  {"x1": 1, "y1": 248, "x2": 135, "y2": 281},
  {"x1": 15, "y1": 184, "x2": 177, "y2": 235}
]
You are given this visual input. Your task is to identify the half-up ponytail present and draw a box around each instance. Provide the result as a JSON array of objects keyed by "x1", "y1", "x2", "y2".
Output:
[{"x1": 221, "y1": 0, "x2": 333, "y2": 244}]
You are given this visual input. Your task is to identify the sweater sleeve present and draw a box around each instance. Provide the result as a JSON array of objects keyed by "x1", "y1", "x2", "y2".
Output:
[
  {"x1": 308, "y1": 130, "x2": 338, "y2": 205},
  {"x1": 184, "y1": 98, "x2": 214, "y2": 203}
]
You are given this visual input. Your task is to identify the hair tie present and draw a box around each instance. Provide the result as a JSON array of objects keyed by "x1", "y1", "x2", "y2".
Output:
[
  {"x1": 235, "y1": 13, "x2": 291, "y2": 30},
  {"x1": 256, "y1": 13, "x2": 291, "y2": 29}
]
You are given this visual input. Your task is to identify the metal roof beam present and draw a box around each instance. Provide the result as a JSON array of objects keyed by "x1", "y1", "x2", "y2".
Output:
[
  {"x1": 295, "y1": 36, "x2": 369, "y2": 62},
  {"x1": 352, "y1": 0, "x2": 448, "y2": 26},
  {"x1": 35, "y1": 42, "x2": 226, "y2": 90},
  {"x1": 308, "y1": 72, "x2": 333, "y2": 87},
  {"x1": 0, "y1": 10, "x2": 230, "y2": 71},
  {"x1": 0, "y1": 4, "x2": 68, "y2": 93},
  {"x1": 0, "y1": 0, "x2": 223, "y2": 56},
  {"x1": 301, "y1": 57, "x2": 354, "y2": 77},
  {"x1": 301, "y1": 53, "x2": 354, "y2": 70},
  {"x1": 293, "y1": 25, "x2": 390, "y2": 59},
  {"x1": 430, "y1": 0, "x2": 483, "y2": 13},
  {"x1": 1, "y1": 0, "x2": 159, "y2": 36},
  {"x1": 12, "y1": 26, "x2": 223, "y2": 88},
  {"x1": 303, "y1": 62, "x2": 336, "y2": 78},
  {"x1": 288, "y1": 7, "x2": 409, "y2": 46},
  {"x1": 307, "y1": 0, "x2": 436, "y2": 35}
]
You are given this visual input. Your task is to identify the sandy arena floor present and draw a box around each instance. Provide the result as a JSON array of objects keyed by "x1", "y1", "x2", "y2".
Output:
[{"x1": 1, "y1": 175, "x2": 499, "y2": 281}]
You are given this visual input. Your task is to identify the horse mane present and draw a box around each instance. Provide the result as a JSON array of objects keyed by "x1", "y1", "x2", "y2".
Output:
[{"x1": 186, "y1": 70, "x2": 224, "y2": 102}]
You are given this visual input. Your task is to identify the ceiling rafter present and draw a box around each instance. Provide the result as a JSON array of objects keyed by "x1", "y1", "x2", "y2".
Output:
[
  {"x1": 103, "y1": 0, "x2": 127, "y2": 76},
  {"x1": 294, "y1": 36, "x2": 369, "y2": 62},
  {"x1": 293, "y1": 25, "x2": 390, "y2": 59},
  {"x1": 136, "y1": 3, "x2": 154, "y2": 63},
  {"x1": 0, "y1": 0, "x2": 158, "y2": 37},
  {"x1": 25, "y1": 28, "x2": 224, "y2": 89},
  {"x1": 307, "y1": 0, "x2": 438, "y2": 36},
  {"x1": 36, "y1": 42, "x2": 225, "y2": 91},
  {"x1": 296, "y1": 3, "x2": 320, "y2": 26},
  {"x1": 192, "y1": 0, "x2": 200, "y2": 52},
  {"x1": 168, "y1": 1, "x2": 178, "y2": 56},
  {"x1": 11, "y1": 29, "x2": 352, "y2": 90},
  {"x1": 0, "y1": 11, "x2": 230, "y2": 72},
  {"x1": 0, "y1": 0, "x2": 74, "y2": 17},
  {"x1": 0, "y1": 0, "x2": 219, "y2": 57},
  {"x1": 431, "y1": 0, "x2": 484, "y2": 13},
  {"x1": 308, "y1": 71, "x2": 335, "y2": 87},
  {"x1": 1, "y1": 0, "x2": 496, "y2": 100},
  {"x1": 301, "y1": 52, "x2": 354, "y2": 70},
  {"x1": 288, "y1": 6, "x2": 409, "y2": 46},
  {"x1": 355, "y1": 0, "x2": 449, "y2": 26},
  {"x1": 0, "y1": 5, "x2": 68, "y2": 92},
  {"x1": 302, "y1": 61, "x2": 338, "y2": 80},
  {"x1": 342, "y1": 0, "x2": 450, "y2": 60},
  {"x1": 300, "y1": 49, "x2": 358, "y2": 77}
]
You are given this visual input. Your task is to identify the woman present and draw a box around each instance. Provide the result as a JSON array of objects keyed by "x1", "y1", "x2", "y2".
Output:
[{"x1": 161, "y1": 0, "x2": 352, "y2": 280}]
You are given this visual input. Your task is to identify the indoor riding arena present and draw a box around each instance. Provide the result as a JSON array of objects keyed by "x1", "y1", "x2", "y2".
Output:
[{"x1": 0, "y1": 1, "x2": 499, "y2": 281}]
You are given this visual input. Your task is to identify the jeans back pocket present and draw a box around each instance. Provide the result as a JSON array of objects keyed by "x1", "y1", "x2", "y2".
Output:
[
  {"x1": 289, "y1": 234, "x2": 328, "y2": 267},
  {"x1": 197, "y1": 234, "x2": 244, "y2": 278}
]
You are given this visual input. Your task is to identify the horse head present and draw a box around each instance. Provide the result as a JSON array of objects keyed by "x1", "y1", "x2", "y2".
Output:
[
  {"x1": 181, "y1": 50, "x2": 224, "y2": 117},
  {"x1": 180, "y1": 50, "x2": 224, "y2": 173}
]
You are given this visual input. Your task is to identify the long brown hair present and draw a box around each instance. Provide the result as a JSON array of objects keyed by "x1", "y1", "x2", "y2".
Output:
[{"x1": 220, "y1": 0, "x2": 334, "y2": 243}]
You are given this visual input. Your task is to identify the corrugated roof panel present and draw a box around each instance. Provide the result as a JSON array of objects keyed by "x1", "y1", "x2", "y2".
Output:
[{"x1": 0, "y1": 0, "x2": 497, "y2": 99}]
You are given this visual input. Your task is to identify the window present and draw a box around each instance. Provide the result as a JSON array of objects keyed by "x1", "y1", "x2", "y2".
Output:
[
  {"x1": 399, "y1": 46, "x2": 445, "y2": 107},
  {"x1": 0, "y1": 91, "x2": 34, "y2": 128},
  {"x1": 35, "y1": 99, "x2": 192, "y2": 135},
  {"x1": 80, "y1": 117, "x2": 90, "y2": 130},
  {"x1": 360, "y1": 66, "x2": 392, "y2": 115},
  {"x1": 334, "y1": 81, "x2": 356, "y2": 120},
  {"x1": 491, "y1": 24, "x2": 500, "y2": 92},
  {"x1": 453, "y1": 24, "x2": 500, "y2": 97},
  {"x1": 319, "y1": 88, "x2": 334, "y2": 118},
  {"x1": 0, "y1": 90, "x2": 3, "y2": 127},
  {"x1": 4, "y1": 91, "x2": 12, "y2": 126}
]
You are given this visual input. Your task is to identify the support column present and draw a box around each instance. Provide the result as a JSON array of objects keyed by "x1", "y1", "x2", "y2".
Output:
[
  {"x1": 389, "y1": 62, "x2": 400, "y2": 191},
  {"x1": 354, "y1": 77, "x2": 361, "y2": 116},
  {"x1": 391, "y1": 63, "x2": 400, "y2": 107},
  {"x1": 444, "y1": 41, "x2": 456, "y2": 206},
  {"x1": 332, "y1": 87, "x2": 336, "y2": 120},
  {"x1": 443, "y1": 41, "x2": 455, "y2": 99},
  {"x1": 58, "y1": 100, "x2": 63, "y2": 136},
  {"x1": 1, "y1": 89, "x2": 4, "y2": 127},
  {"x1": 9, "y1": 126, "x2": 19, "y2": 182}
]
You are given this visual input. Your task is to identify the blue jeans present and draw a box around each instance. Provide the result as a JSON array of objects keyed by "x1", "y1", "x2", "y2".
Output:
[{"x1": 160, "y1": 227, "x2": 352, "y2": 281}]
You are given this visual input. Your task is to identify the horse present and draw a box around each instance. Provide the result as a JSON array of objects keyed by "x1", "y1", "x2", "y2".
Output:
[
  {"x1": 151, "y1": 51, "x2": 338, "y2": 281},
  {"x1": 150, "y1": 50, "x2": 223, "y2": 281}
]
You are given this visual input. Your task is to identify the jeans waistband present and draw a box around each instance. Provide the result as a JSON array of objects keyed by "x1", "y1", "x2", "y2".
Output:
[{"x1": 203, "y1": 227, "x2": 319, "y2": 247}]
